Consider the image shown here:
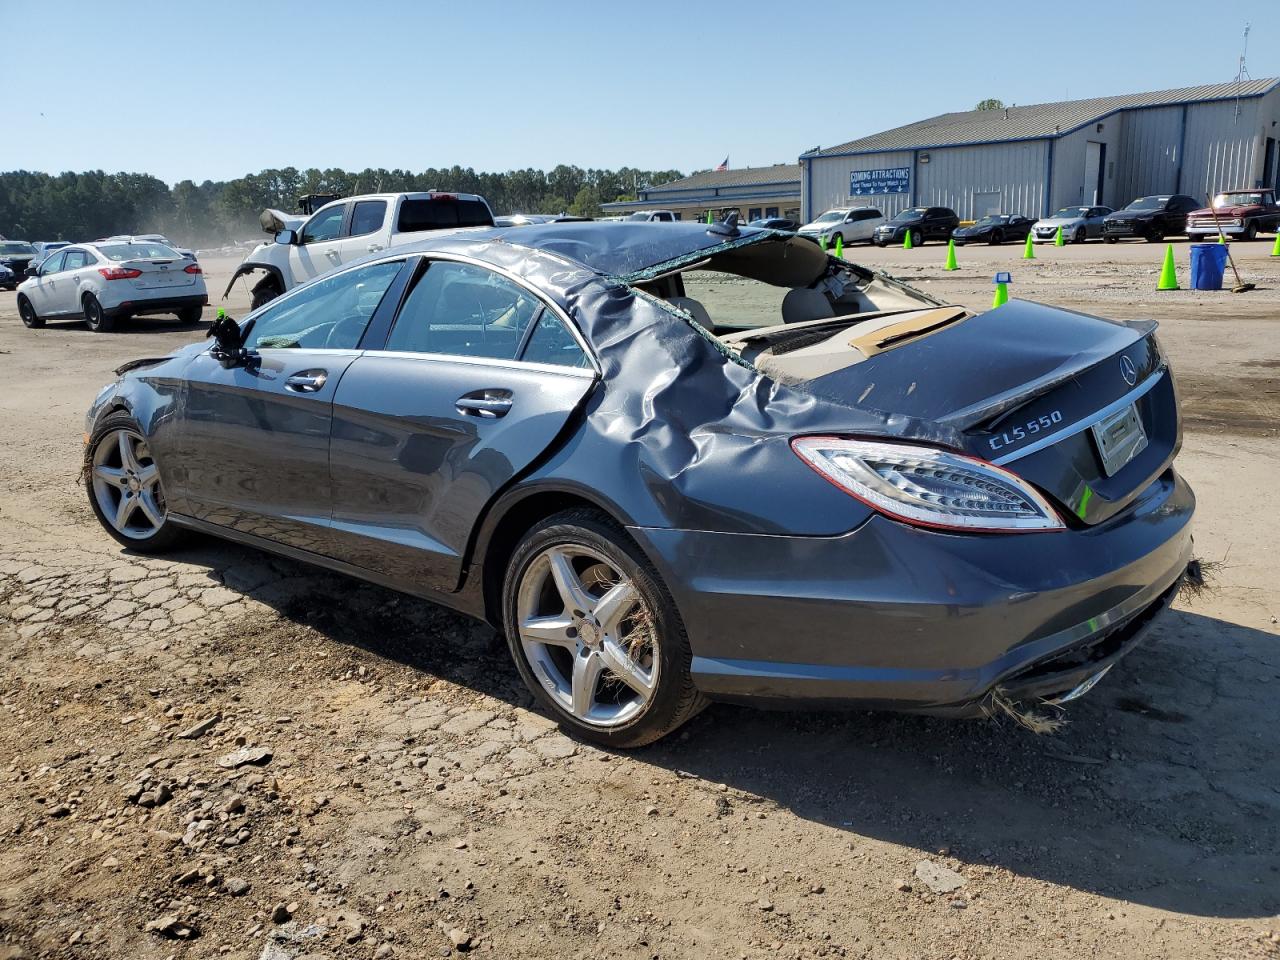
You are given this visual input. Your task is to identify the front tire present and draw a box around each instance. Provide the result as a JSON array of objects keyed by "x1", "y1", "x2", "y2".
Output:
[
  {"x1": 502, "y1": 509, "x2": 705, "y2": 748},
  {"x1": 83, "y1": 294, "x2": 115, "y2": 332},
  {"x1": 17, "y1": 295, "x2": 43, "y2": 328},
  {"x1": 84, "y1": 412, "x2": 184, "y2": 552},
  {"x1": 1242, "y1": 222, "x2": 1258, "y2": 242},
  {"x1": 909, "y1": 229, "x2": 923, "y2": 247},
  {"x1": 988, "y1": 230, "x2": 1004, "y2": 246},
  {"x1": 1073, "y1": 227, "x2": 1086, "y2": 243}
]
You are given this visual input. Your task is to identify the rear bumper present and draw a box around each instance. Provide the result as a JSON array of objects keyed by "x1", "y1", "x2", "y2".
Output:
[
  {"x1": 630, "y1": 468, "x2": 1194, "y2": 712},
  {"x1": 105, "y1": 293, "x2": 207, "y2": 318}
]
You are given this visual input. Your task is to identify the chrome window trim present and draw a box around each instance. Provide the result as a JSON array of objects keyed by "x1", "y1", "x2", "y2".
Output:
[
  {"x1": 362, "y1": 349, "x2": 597, "y2": 380},
  {"x1": 991, "y1": 369, "x2": 1166, "y2": 466}
]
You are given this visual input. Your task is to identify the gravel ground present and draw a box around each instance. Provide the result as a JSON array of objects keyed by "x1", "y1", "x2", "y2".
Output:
[{"x1": 0, "y1": 241, "x2": 1277, "y2": 960}]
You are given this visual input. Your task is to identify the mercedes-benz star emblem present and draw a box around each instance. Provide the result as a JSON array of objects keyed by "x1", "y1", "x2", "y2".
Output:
[{"x1": 1119, "y1": 355, "x2": 1137, "y2": 386}]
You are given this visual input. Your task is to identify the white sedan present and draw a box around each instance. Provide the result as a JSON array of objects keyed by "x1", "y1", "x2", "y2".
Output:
[{"x1": 16, "y1": 240, "x2": 208, "y2": 332}]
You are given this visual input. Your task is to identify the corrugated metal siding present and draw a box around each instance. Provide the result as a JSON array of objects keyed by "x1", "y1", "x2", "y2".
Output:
[
  {"x1": 1179, "y1": 99, "x2": 1260, "y2": 198},
  {"x1": 1048, "y1": 117, "x2": 1124, "y2": 210},
  {"x1": 1113, "y1": 106, "x2": 1183, "y2": 201},
  {"x1": 804, "y1": 150, "x2": 914, "y2": 221},
  {"x1": 916, "y1": 141, "x2": 1048, "y2": 219}
]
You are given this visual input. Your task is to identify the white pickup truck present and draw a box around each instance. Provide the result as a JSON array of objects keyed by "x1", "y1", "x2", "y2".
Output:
[{"x1": 224, "y1": 191, "x2": 495, "y2": 309}]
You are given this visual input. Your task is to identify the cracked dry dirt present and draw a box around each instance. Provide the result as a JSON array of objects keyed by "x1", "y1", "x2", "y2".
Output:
[{"x1": 1, "y1": 244, "x2": 1278, "y2": 959}]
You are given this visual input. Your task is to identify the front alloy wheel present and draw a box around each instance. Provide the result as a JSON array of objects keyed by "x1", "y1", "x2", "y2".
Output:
[
  {"x1": 86, "y1": 414, "x2": 183, "y2": 551},
  {"x1": 503, "y1": 510, "x2": 704, "y2": 747}
]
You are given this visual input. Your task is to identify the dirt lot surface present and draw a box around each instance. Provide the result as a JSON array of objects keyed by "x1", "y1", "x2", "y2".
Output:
[{"x1": 0, "y1": 239, "x2": 1277, "y2": 959}]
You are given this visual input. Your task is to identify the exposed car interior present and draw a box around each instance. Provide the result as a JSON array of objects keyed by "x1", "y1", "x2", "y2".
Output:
[{"x1": 633, "y1": 233, "x2": 969, "y2": 380}]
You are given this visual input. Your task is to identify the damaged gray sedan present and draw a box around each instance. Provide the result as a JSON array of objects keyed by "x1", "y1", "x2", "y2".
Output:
[{"x1": 83, "y1": 220, "x2": 1194, "y2": 747}]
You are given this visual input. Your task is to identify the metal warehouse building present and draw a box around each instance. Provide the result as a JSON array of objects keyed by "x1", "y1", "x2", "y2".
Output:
[
  {"x1": 602, "y1": 163, "x2": 801, "y2": 222},
  {"x1": 800, "y1": 79, "x2": 1280, "y2": 223}
]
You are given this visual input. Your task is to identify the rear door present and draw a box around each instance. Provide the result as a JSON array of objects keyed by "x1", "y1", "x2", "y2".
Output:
[
  {"x1": 289, "y1": 202, "x2": 349, "y2": 283},
  {"x1": 327, "y1": 257, "x2": 598, "y2": 592},
  {"x1": 173, "y1": 258, "x2": 408, "y2": 550},
  {"x1": 336, "y1": 198, "x2": 390, "y2": 261}
]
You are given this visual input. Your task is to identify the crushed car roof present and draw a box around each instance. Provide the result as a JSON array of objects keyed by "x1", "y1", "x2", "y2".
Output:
[{"x1": 468, "y1": 221, "x2": 787, "y2": 278}]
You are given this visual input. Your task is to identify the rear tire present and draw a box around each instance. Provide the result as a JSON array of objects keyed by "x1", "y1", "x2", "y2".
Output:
[
  {"x1": 83, "y1": 294, "x2": 115, "y2": 333},
  {"x1": 178, "y1": 306, "x2": 203, "y2": 325},
  {"x1": 1104, "y1": 236, "x2": 1118, "y2": 244},
  {"x1": 84, "y1": 412, "x2": 185, "y2": 553},
  {"x1": 502, "y1": 508, "x2": 706, "y2": 748},
  {"x1": 17, "y1": 295, "x2": 43, "y2": 329}
]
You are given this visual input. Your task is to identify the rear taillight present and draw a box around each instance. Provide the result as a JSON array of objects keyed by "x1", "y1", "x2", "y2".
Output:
[
  {"x1": 98, "y1": 267, "x2": 142, "y2": 280},
  {"x1": 430, "y1": 193, "x2": 457, "y2": 200},
  {"x1": 184, "y1": 264, "x2": 202, "y2": 274}
]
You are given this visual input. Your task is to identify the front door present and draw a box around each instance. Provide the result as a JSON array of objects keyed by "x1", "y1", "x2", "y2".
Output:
[
  {"x1": 27, "y1": 250, "x2": 66, "y2": 315},
  {"x1": 327, "y1": 258, "x2": 597, "y2": 593},
  {"x1": 289, "y1": 202, "x2": 349, "y2": 284},
  {"x1": 173, "y1": 258, "x2": 407, "y2": 551},
  {"x1": 1083, "y1": 141, "x2": 1104, "y2": 205}
]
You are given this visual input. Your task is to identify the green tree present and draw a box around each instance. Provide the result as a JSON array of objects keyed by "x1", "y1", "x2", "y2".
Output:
[{"x1": 975, "y1": 98, "x2": 1006, "y2": 111}]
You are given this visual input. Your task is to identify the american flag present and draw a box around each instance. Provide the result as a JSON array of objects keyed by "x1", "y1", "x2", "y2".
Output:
[{"x1": 714, "y1": 156, "x2": 729, "y2": 171}]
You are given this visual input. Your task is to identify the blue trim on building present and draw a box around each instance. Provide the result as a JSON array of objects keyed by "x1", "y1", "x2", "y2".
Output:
[{"x1": 799, "y1": 85, "x2": 1279, "y2": 161}]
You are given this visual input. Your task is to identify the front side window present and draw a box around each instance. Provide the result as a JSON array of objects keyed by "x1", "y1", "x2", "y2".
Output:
[
  {"x1": 40, "y1": 251, "x2": 66, "y2": 274},
  {"x1": 383, "y1": 261, "x2": 543, "y2": 359},
  {"x1": 300, "y1": 205, "x2": 346, "y2": 244},
  {"x1": 349, "y1": 200, "x2": 387, "y2": 238},
  {"x1": 244, "y1": 260, "x2": 403, "y2": 351}
]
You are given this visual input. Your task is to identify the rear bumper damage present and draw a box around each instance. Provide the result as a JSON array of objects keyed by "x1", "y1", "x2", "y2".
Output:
[{"x1": 630, "y1": 468, "x2": 1194, "y2": 713}]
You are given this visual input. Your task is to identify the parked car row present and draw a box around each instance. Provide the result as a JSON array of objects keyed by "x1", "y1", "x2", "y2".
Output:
[{"x1": 796, "y1": 187, "x2": 1280, "y2": 247}]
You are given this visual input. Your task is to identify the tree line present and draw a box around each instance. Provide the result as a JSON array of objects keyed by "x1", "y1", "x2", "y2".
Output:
[{"x1": 0, "y1": 165, "x2": 688, "y2": 248}]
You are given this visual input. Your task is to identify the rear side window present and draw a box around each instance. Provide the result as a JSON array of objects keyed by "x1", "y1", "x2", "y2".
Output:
[
  {"x1": 397, "y1": 198, "x2": 493, "y2": 232},
  {"x1": 520, "y1": 312, "x2": 590, "y2": 368},
  {"x1": 63, "y1": 250, "x2": 90, "y2": 270},
  {"x1": 348, "y1": 200, "x2": 387, "y2": 238},
  {"x1": 384, "y1": 261, "x2": 541, "y2": 358}
]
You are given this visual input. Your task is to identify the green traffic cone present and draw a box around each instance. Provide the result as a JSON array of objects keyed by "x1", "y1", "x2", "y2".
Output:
[
  {"x1": 1271, "y1": 232, "x2": 1280, "y2": 257},
  {"x1": 903, "y1": 229, "x2": 913, "y2": 250},
  {"x1": 944, "y1": 238, "x2": 958, "y2": 271},
  {"x1": 706, "y1": 211, "x2": 713, "y2": 225},
  {"x1": 818, "y1": 235, "x2": 827, "y2": 251},
  {"x1": 1217, "y1": 232, "x2": 1226, "y2": 244},
  {"x1": 835, "y1": 235, "x2": 844, "y2": 259},
  {"x1": 1157, "y1": 243, "x2": 1178, "y2": 291},
  {"x1": 1054, "y1": 225, "x2": 1065, "y2": 247},
  {"x1": 1023, "y1": 232, "x2": 1035, "y2": 260},
  {"x1": 992, "y1": 281, "x2": 1009, "y2": 308}
]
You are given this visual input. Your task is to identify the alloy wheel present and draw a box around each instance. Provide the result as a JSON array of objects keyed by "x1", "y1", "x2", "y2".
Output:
[
  {"x1": 516, "y1": 544, "x2": 657, "y2": 728},
  {"x1": 90, "y1": 428, "x2": 167, "y2": 540}
]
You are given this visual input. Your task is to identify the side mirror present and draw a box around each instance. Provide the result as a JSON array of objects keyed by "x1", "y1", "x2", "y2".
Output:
[
  {"x1": 25, "y1": 266, "x2": 38, "y2": 277},
  {"x1": 206, "y1": 309, "x2": 248, "y2": 367},
  {"x1": 274, "y1": 229, "x2": 297, "y2": 245}
]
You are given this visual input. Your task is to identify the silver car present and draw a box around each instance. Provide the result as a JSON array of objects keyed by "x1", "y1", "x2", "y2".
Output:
[{"x1": 1032, "y1": 205, "x2": 1113, "y2": 244}]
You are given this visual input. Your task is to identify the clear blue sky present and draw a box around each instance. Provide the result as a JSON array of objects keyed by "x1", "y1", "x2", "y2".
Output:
[{"x1": 3, "y1": 0, "x2": 1275, "y2": 185}]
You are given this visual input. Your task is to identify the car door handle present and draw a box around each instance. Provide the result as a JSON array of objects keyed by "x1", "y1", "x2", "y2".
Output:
[
  {"x1": 456, "y1": 389, "x2": 513, "y2": 418},
  {"x1": 325, "y1": 250, "x2": 340, "y2": 260},
  {"x1": 285, "y1": 371, "x2": 328, "y2": 392},
  {"x1": 366, "y1": 243, "x2": 384, "y2": 252}
]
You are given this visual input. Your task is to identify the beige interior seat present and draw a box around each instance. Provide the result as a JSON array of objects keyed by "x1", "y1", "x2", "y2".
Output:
[
  {"x1": 782, "y1": 288, "x2": 835, "y2": 324},
  {"x1": 667, "y1": 296, "x2": 713, "y2": 328}
]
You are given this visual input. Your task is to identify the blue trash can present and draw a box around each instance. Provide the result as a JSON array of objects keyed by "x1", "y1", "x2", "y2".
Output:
[{"x1": 1189, "y1": 243, "x2": 1230, "y2": 291}]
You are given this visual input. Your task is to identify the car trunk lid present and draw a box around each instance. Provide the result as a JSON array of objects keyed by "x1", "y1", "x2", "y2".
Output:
[
  {"x1": 734, "y1": 299, "x2": 1177, "y2": 526},
  {"x1": 120, "y1": 257, "x2": 198, "y2": 291}
]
